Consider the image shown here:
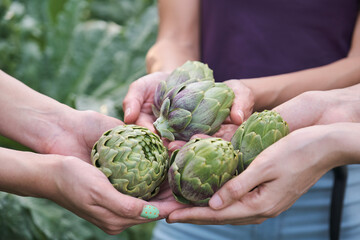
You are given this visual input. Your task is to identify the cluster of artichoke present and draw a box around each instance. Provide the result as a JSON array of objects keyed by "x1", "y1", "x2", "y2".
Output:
[
  {"x1": 90, "y1": 61, "x2": 289, "y2": 206},
  {"x1": 153, "y1": 61, "x2": 235, "y2": 141},
  {"x1": 167, "y1": 110, "x2": 289, "y2": 205}
]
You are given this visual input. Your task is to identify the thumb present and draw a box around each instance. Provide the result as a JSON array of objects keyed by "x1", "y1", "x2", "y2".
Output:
[
  {"x1": 230, "y1": 105, "x2": 245, "y2": 125},
  {"x1": 123, "y1": 72, "x2": 168, "y2": 124},
  {"x1": 230, "y1": 94, "x2": 254, "y2": 125},
  {"x1": 209, "y1": 168, "x2": 262, "y2": 210},
  {"x1": 224, "y1": 80, "x2": 254, "y2": 125},
  {"x1": 123, "y1": 81, "x2": 144, "y2": 124}
]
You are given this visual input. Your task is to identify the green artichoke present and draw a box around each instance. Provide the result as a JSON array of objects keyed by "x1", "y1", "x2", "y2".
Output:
[
  {"x1": 153, "y1": 61, "x2": 234, "y2": 141},
  {"x1": 231, "y1": 110, "x2": 289, "y2": 171},
  {"x1": 168, "y1": 138, "x2": 239, "y2": 206},
  {"x1": 91, "y1": 125, "x2": 169, "y2": 200}
]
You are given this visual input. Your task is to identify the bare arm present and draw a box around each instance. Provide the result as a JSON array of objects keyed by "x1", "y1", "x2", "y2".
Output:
[
  {"x1": 167, "y1": 122, "x2": 360, "y2": 225},
  {"x1": 273, "y1": 83, "x2": 360, "y2": 131},
  {"x1": 0, "y1": 147, "x2": 161, "y2": 234},
  {"x1": 0, "y1": 70, "x2": 75, "y2": 153},
  {"x1": 146, "y1": 0, "x2": 201, "y2": 73}
]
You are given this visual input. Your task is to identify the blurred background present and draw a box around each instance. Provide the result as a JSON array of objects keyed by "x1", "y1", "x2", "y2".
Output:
[{"x1": 0, "y1": 0, "x2": 158, "y2": 239}]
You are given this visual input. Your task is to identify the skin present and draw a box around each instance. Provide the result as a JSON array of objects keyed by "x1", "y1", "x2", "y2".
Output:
[
  {"x1": 167, "y1": 122, "x2": 360, "y2": 225},
  {"x1": 165, "y1": 84, "x2": 360, "y2": 224},
  {"x1": 121, "y1": 0, "x2": 360, "y2": 227},
  {"x1": 0, "y1": 70, "x2": 183, "y2": 234},
  {"x1": 123, "y1": 0, "x2": 360, "y2": 127}
]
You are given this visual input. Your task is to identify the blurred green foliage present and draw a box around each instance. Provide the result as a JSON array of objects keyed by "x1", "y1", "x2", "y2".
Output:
[{"x1": 0, "y1": 0, "x2": 158, "y2": 239}]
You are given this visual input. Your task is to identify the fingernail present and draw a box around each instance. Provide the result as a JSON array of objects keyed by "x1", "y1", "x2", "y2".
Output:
[
  {"x1": 140, "y1": 205, "x2": 159, "y2": 219},
  {"x1": 238, "y1": 110, "x2": 244, "y2": 123},
  {"x1": 125, "y1": 108, "x2": 131, "y2": 118},
  {"x1": 209, "y1": 194, "x2": 223, "y2": 209}
]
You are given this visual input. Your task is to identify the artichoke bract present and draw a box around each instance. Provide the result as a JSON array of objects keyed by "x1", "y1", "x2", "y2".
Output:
[
  {"x1": 168, "y1": 138, "x2": 239, "y2": 206},
  {"x1": 153, "y1": 61, "x2": 235, "y2": 141},
  {"x1": 91, "y1": 125, "x2": 169, "y2": 200},
  {"x1": 152, "y1": 61, "x2": 214, "y2": 116},
  {"x1": 231, "y1": 110, "x2": 289, "y2": 171}
]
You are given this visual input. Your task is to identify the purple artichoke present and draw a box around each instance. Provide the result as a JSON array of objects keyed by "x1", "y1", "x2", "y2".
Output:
[{"x1": 153, "y1": 61, "x2": 234, "y2": 141}]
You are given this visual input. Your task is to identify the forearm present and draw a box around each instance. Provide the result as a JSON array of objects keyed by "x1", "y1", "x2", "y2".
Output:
[
  {"x1": 243, "y1": 56, "x2": 360, "y2": 110},
  {"x1": 0, "y1": 147, "x2": 57, "y2": 198},
  {"x1": 146, "y1": 40, "x2": 200, "y2": 73},
  {"x1": 273, "y1": 83, "x2": 360, "y2": 131},
  {"x1": 0, "y1": 70, "x2": 76, "y2": 153},
  {"x1": 146, "y1": 0, "x2": 200, "y2": 73},
  {"x1": 326, "y1": 122, "x2": 360, "y2": 167}
]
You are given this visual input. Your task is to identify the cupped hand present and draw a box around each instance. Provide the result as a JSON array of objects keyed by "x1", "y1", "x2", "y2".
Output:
[
  {"x1": 49, "y1": 155, "x2": 184, "y2": 235},
  {"x1": 122, "y1": 72, "x2": 169, "y2": 132},
  {"x1": 150, "y1": 179, "x2": 188, "y2": 213},
  {"x1": 42, "y1": 110, "x2": 123, "y2": 163},
  {"x1": 166, "y1": 124, "x2": 338, "y2": 225}
]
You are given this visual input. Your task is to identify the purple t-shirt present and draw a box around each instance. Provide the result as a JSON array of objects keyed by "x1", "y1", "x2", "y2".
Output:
[{"x1": 201, "y1": 0, "x2": 359, "y2": 82}]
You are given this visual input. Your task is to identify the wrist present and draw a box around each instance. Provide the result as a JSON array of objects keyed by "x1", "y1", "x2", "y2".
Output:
[
  {"x1": 326, "y1": 123, "x2": 360, "y2": 166},
  {"x1": 0, "y1": 148, "x2": 59, "y2": 198},
  {"x1": 241, "y1": 77, "x2": 281, "y2": 110},
  {"x1": 146, "y1": 40, "x2": 199, "y2": 73},
  {"x1": 20, "y1": 102, "x2": 76, "y2": 154},
  {"x1": 0, "y1": 71, "x2": 77, "y2": 153}
]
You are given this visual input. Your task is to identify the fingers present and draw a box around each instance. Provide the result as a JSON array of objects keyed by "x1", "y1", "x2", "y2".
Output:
[
  {"x1": 229, "y1": 93, "x2": 253, "y2": 125},
  {"x1": 168, "y1": 140, "x2": 187, "y2": 152},
  {"x1": 224, "y1": 80, "x2": 254, "y2": 125},
  {"x1": 135, "y1": 112, "x2": 156, "y2": 132},
  {"x1": 166, "y1": 203, "x2": 267, "y2": 225},
  {"x1": 212, "y1": 124, "x2": 239, "y2": 141},
  {"x1": 123, "y1": 72, "x2": 168, "y2": 124},
  {"x1": 150, "y1": 200, "x2": 188, "y2": 218},
  {"x1": 230, "y1": 107, "x2": 245, "y2": 125},
  {"x1": 99, "y1": 185, "x2": 156, "y2": 221},
  {"x1": 123, "y1": 81, "x2": 144, "y2": 124},
  {"x1": 86, "y1": 205, "x2": 143, "y2": 235},
  {"x1": 167, "y1": 206, "x2": 217, "y2": 224},
  {"x1": 208, "y1": 167, "x2": 265, "y2": 210}
]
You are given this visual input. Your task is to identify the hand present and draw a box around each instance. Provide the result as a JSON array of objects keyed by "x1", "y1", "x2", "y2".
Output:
[
  {"x1": 223, "y1": 79, "x2": 255, "y2": 125},
  {"x1": 150, "y1": 179, "x2": 188, "y2": 213},
  {"x1": 48, "y1": 155, "x2": 184, "y2": 234},
  {"x1": 122, "y1": 72, "x2": 169, "y2": 132},
  {"x1": 167, "y1": 123, "x2": 239, "y2": 153},
  {"x1": 166, "y1": 124, "x2": 340, "y2": 225},
  {"x1": 274, "y1": 88, "x2": 360, "y2": 131},
  {"x1": 42, "y1": 110, "x2": 123, "y2": 163}
]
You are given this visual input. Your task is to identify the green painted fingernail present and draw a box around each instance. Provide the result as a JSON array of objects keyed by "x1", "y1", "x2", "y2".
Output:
[{"x1": 140, "y1": 205, "x2": 159, "y2": 219}]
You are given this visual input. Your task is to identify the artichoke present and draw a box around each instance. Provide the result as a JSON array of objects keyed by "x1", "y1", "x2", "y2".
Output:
[
  {"x1": 168, "y1": 138, "x2": 239, "y2": 206},
  {"x1": 231, "y1": 110, "x2": 289, "y2": 171},
  {"x1": 91, "y1": 125, "x2": 169, "y2": 200},
  {"x1": 152, "y1": 61, "x2": 214, "y2": 116},
  {"x1": 153, "y1": 61, "x2": 235, "y2": 141}
]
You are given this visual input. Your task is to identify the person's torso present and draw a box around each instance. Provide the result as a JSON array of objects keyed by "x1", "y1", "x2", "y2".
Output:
[{"x1": 201, "y1": 0, "x2": 359, "y2": 81}]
